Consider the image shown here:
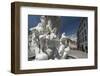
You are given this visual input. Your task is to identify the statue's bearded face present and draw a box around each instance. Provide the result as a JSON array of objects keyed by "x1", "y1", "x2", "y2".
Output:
[
  {"x1": 40, "y1": 16, "x2": 46, "y2": 24},
  {"x1": 48, "y1": 20, "x2": 51, "y2": 25}
]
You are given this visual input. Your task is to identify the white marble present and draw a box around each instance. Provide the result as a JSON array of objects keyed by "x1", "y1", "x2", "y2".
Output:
[{"x1": 28, "y1": 16, "x2": 70, "y2": 60}]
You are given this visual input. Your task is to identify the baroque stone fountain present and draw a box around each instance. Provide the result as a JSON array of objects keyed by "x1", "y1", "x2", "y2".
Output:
[{"x1": 28, "y1": 16, "x2": 70, "y2": 60}]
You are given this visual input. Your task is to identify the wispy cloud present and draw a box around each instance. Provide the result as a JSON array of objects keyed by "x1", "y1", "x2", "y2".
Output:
[{"x1": 66, "y1": 33, "x2": 77, "y2": 41}]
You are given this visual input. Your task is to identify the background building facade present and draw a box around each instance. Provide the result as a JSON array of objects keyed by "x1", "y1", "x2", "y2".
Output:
[{"x1": 77, "y1": 18, "x2": 88, "y2": 53}]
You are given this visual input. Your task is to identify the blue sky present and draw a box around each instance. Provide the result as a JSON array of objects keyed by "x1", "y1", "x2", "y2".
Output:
[
  {"x1": 60, "y1": 16, "x2": 81, "y2": 35},
  {"x1": 28, "y1": 15, "x2": 83, "y2": 37}
]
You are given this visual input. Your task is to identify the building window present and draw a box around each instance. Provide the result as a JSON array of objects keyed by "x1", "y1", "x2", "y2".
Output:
[
  {"x1": 84, "y1": 22, "x2": 85, "y2": 27},
  {"x1": 84, "y1": 29, "x2": 87, "y2": 35},
  {"x1": 85, "y1": 36, "x2": 87, "y2": 41}
]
